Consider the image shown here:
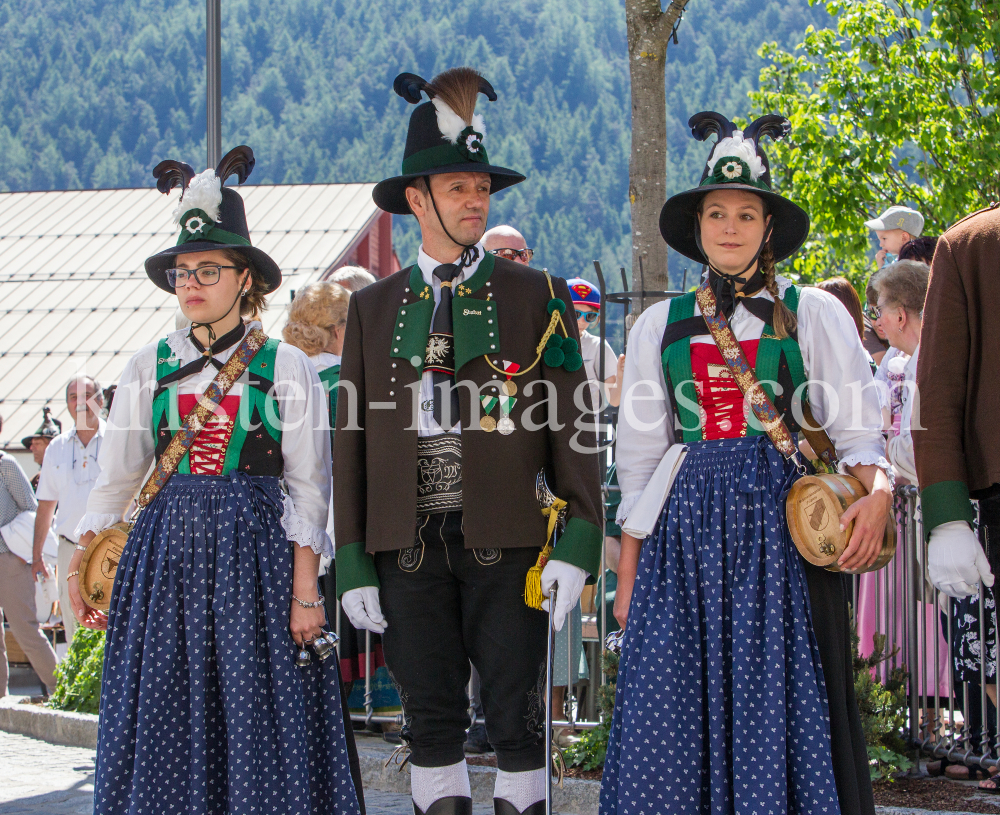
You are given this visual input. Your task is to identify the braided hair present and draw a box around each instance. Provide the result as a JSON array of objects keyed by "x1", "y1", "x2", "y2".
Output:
[{"x1": 758, "y1": 243, "x2": 797, "y2": 339}]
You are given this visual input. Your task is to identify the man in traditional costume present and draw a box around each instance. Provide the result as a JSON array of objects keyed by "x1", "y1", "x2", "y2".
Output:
[{"x1": 333, "y1": 68, "x2": 604, "y2": 815}]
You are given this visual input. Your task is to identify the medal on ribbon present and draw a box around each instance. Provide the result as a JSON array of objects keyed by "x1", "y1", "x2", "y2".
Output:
[{"x1": 480, "y1": 395, "x2": 498, "y2": 432}]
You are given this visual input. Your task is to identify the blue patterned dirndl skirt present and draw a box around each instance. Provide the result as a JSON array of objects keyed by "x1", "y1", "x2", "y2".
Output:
[
  {"x1": 600, "y1": 436, "x2": 841, "y2": 814},
  {"x1": 94, "y1": 473, "x2": 360, "y2": 815}
]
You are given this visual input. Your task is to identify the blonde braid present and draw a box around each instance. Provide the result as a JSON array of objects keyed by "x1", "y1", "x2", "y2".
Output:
[{"x1": 759, "y1": 245, "x2": 797, "y2": 339}]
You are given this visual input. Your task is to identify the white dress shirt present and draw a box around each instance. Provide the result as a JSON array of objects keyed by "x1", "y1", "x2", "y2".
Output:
[
  {"x1": 309, "y1": 352, "x2": 341, "y2": 551},
  {"x1": 36, "y1": 421, "x2": 106, "y2": 543},
  {"x1": 615, "y1": 276, "x2": 893, "y2": 526},
  {"x1": 415, "y1": 242, "x2": 485, "y2": 437},
  {"x1": 76, "y1": 322, "x2": 334, "y2": 556}
]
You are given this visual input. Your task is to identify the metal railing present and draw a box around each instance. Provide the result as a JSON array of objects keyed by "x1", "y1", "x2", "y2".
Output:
[
  {"x1": 859, "y1": 485, "x2": 997, "y2": 771},
  {"x1": 333, "y1": 485, "x2": 996, "y2": 769}
]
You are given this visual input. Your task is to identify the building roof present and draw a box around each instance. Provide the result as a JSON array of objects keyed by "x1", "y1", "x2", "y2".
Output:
[{"x1": 0, "y1": 183, "x2": 380, "y2": 449}]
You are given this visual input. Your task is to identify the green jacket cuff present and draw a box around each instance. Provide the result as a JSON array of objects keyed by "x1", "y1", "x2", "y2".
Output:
[
  {"x1": 550, "y1": 517, "x2": 603, "y2": 583},
  {"x1": 335, "y1": 541, "x2": 380, "y2": 597},
  {"x1": 921, "y1": 480, "x2": 975, "y2": 539}
]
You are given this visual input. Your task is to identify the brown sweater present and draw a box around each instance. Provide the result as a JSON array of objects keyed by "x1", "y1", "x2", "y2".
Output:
[{"x1": 914, "y1": 204, "x2": 1000, "y2": 534}]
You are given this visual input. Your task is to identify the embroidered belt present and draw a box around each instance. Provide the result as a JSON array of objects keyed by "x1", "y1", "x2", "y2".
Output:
[{"x1": 416, "y1": 434, "x2": 462, "y2": 515}]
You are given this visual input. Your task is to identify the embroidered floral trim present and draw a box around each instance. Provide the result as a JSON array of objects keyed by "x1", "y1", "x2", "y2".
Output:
[
  {"x1": 696, "y1": 284, "x2": 798, "y2": 458},
  {"x1": 74, "y1": 512, "x2": 124, "y2": 538},
  {"x1": 281, "y1": 494, "x2": 333, "y2": 557},
  {"x1": 138, "y1": 329, "x2": 267, "y2": 509}
]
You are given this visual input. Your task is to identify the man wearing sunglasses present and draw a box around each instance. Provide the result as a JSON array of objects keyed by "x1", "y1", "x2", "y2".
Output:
[{"x1": 483, "y1": 224, "x2": 534, "y2": 265}]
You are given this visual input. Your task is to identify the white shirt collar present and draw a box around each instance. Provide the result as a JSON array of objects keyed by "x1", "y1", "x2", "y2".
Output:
[
  {"x1": 417, "y1": 243, "x2": 486, "y2": 287},
  {"x1": 309, "y1": 352, "x2": 342, "y2": 370}
]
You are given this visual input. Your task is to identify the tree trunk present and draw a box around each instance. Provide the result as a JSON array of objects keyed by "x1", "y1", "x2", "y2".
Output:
[{"x1": 626, "y1": 0, "x2": 691, "y2": 308}]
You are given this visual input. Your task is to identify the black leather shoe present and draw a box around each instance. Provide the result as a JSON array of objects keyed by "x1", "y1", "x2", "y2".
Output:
[
  {"x1": 493, "y1": 799, "x2": 545, "y2": 815},
  {"x1": 413, "y1": 796, "x2": 474, "y2": 815}
]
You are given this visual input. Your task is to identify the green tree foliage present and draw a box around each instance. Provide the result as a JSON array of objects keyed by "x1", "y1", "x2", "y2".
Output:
[
  {"x1": 751, "y1": 0, "x2": 1000, "y2": 285},
  {"x1": 0, "y1": 0, "x2": 827, "y2": 292},
  {"x1": 48, "y1": 629, "x2": 106, "y2": 715}
]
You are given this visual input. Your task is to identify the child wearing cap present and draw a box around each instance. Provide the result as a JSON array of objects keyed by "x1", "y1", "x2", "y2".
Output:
[
  {"x1": 566, "y1": 278, "x2": 624, "y2": 408},
  {"x1": 866, "y1": 205, "x2": 925, "y2": 269}
]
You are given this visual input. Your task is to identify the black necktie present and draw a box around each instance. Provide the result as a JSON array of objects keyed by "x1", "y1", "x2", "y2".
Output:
[
  {"x1": 709, "y1": 268, "x2": 766, "y2": 320},
  {"x1": 429, "y1": 264, "x2": 461, "y2": 430}
]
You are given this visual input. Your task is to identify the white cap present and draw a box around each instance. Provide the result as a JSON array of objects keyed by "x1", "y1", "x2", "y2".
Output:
[{"x1": 865, "y1": 205, "x2": 924, "y2": 236}]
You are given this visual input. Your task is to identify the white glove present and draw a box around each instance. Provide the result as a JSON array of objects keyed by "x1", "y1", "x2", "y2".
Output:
[
  {"x1": 540, "y1": 559, "x2": 588, "y2": 632},
  {"x1": 927, "y1": 521, "x2": 994, "y2": 598},
  {"x1": 341, "y1": 587, "x2": 387, "y2": 633}
]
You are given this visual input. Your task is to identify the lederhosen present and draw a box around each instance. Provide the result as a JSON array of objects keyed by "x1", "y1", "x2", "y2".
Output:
[
  {"x1": 371, "y1": 272, "x2": 548, "y2": 774},
  {"x1": 662, "y1": 288, "x2": 873, "y2": 814}
]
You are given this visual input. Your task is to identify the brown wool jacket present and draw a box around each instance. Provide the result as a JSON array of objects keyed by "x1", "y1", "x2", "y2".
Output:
[
  {"x1": 333, "y1": 253, "x2": 604, "y2": 596},
  {"x1": 914, "y1": 204, "x2": 1000, "y2": 535}
]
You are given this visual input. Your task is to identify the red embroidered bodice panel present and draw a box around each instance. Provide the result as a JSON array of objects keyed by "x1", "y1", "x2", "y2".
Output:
[
  {"x1": 690, "y1": 340, "x2": 759, "y2": 440},
  {"x1": 177, "y1": 394, "x2": 240, "y2": 475}
]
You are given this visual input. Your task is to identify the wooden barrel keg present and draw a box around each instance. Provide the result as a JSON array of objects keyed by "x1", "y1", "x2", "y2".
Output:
[
  {"x1": 78, "y1": 522, "x2": 131, "y2": 611},
  {"x1": 786, "y1": 474, "x2": 896, "y2": 573}
]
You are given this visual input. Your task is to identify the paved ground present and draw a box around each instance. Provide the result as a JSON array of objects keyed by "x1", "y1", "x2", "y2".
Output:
[{"x1": 0, "y1": 731, "x2": 494, "y2": 815}]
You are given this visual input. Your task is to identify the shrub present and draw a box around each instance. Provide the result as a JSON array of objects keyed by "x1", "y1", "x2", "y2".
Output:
[{"x1": 48, "y1": 629, "x2": 105, "y2": 714}]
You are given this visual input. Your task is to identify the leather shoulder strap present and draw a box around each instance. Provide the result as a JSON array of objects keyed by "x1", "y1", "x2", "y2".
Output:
[{"x1": 135, "y1": 328, "x2": 268, "y2": 510}]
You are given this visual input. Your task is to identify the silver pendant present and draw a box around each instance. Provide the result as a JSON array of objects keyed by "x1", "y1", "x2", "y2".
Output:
[{"x1": 497, "y1": 417, "x2": 515, "y2": 435}]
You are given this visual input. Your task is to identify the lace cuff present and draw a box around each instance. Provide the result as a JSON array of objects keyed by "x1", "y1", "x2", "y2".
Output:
[
  {"x1": 281, "y1": 494, "x2": 333, "y2": 557},
  {"x1": 838, "y1": 452, "x2": 896, "y2": 491},
  {"x1": 74, "y1": 512, "x2": 125, "y2": 538},
  {"x1": 615, "y1": 490, "x2": 643, "y2": 530}
]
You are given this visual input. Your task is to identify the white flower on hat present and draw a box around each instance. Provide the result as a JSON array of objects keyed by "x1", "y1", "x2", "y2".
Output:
[
  {"x1": 705, "y1": 131, "x2": 765, "y2": 182},
  {"x1": 171, "y1": 168, "x2": 223, "y2": 227},
  {"x1": 720, "y1": 160, "x2": 744, "y2": 180}
]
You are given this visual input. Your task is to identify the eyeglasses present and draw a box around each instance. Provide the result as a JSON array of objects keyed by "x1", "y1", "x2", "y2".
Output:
[
  {"x1": 863, "y1": 301, "x2": 881, "y2": 321},
  {"x1": 489, "y1": 247, "x2": 534, "y2": 263},
  {"x1": 575, "y1": 309, "x2": 600, "y2": 324},
  {"x1": 166, "y1": 265, "x2": 241, "y2": 287}
]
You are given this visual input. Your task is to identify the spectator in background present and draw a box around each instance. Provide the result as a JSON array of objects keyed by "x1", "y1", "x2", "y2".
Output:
[
  {"x1": 31, "y1": 376, "x2": 105, "y2": 643},
  {"x1": 20, "y1": 408, "x2": 62, "y2": 492},
  {"x1": 863, "y1": 277, "x2": 890, "y2": 365},
  {"x1": 329, "y1": 265, "x2": 377, "y2": 292},
  {"x1": 0, "y1": 413, "x2": 58, "y2": 697},
  {"x1": 866, "y1": 205, "x2": 925, "y2": 269},
  {"x1": 871, "y1": 261, "x2": 929, "y2": 484},
  {"x1": 566, "y1": 278, "x2": 623, "y2": 408},
  {"x1": 867, "y1": 272, "x2": 909, "y2": 435},
  {"x1": 898, "y1": 235, "x2": 938, "y2": 265},
  {"x1": 483, "y1": 224, "x2": 534, "y2": 265}
]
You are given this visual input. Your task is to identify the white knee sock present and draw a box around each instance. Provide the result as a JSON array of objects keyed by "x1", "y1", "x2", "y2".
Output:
[
  {"x1": 494, "y1": 767, "x2": 545, "y2": 812},
  {"x1": 411, "y1": 760, "x2": 471, "y2": 813}
]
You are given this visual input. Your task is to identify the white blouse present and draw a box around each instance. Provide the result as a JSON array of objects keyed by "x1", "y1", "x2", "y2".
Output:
[
  {"x1": 76, "y1": 321, "x2": 334, "y2": 556},
  {"x1": 887, "y1": 345, "x2": 919, "y2": 484},
  {"x1": 616, "y1": 276, "x2": 892, "y2": 526}
]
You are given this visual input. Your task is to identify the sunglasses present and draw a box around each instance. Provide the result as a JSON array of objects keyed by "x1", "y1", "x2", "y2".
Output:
[
  {"x1": 863, "y1": 301, "x2": 881, "y2": 321},
  {"x1": 575, "y1": 309, "x2": 600, "y2": 324},
  {"x1": 166, "y1": 265, "x2": 242, "y2": 287},
  {"x1": 489, "y1": 247, "x2": 534, "y2": 262}
]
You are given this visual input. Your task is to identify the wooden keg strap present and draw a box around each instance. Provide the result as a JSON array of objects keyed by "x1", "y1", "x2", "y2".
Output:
[
  {"x1": 135, "y1": 328, "x2": 268, "y2": 510},
  {"x1": 695, "y1": 284, "x2": 841, "y2": 467}
]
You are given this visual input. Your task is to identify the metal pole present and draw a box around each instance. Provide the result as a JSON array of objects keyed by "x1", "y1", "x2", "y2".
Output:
[
  {"x1": 206, "y1": 0, "x2": 222, "y2": 168},
  {"x1": 545, "y1": 587, "x2": 557, "y2": 815}
]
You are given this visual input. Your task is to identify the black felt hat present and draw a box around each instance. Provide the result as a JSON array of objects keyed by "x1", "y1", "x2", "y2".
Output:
[
  {"x1": 144, "y1": 146, "x2": 281, "y2": 294},
  {"x1": 659, "y1": 112, "x2": 810, "y2": 264},
  {"x1": 21, "y1": 406, "x2": 62, "y2": 449},
  {"x1": 372, "y1": 69, "x2": 526, "y2": 215}
]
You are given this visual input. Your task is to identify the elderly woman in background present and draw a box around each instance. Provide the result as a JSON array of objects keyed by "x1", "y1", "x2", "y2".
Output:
[
  {"x1": 328, "y1": 265, "x2": 377, "y2": 293},
  {"x1": 857, "y1": 261, "x2": 954, "y2": 766}
]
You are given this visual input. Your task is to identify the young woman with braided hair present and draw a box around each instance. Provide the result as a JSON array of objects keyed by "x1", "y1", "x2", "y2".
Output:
[{"x1": 602, "y1": 113, "x2": 892, "y2": 815}]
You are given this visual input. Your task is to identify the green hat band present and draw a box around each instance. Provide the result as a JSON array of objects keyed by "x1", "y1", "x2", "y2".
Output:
[
  {"x1": 176, "y1": 208, "x2": 251, "y2": 248},
  {"x1": 401, "y1": 126, "x2": 491, "y2": 175},
  {"x1": 700, "y1": 156, "x2": 770, "y2": 191}
]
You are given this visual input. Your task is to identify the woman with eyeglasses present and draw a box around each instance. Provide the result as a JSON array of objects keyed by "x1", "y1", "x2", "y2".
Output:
[{"x1": 65, "y1": 152, "x2": 361, "y2": 815}]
